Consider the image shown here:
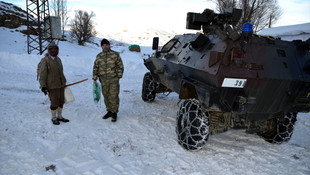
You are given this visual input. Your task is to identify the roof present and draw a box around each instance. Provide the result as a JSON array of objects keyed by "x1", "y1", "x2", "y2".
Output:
[
  {"x1": 259, "y1": 23, "x2": 310, "y2": 36},
  {"x1": 259, "y1": 23, "x2": 310, "y2": 41}
]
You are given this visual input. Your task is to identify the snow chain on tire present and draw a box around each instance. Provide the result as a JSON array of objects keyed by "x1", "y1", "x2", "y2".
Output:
[
  {"x1": 176, "y1": 99, "x2": 210, "y2": 150},
  {"x1": 142, "y1": 72, "x2": 158, "y2": 102},
  {"x1": 261, "y1": 112, "x2": 297, "y2": 144}
]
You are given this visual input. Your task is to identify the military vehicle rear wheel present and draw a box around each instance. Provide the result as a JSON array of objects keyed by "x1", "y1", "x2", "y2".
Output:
[
  {"x1": 142, "y1": 72, "x2": 157, "y2": 102},
  {"x1": 176, "y1": 99, "x2": 210, "y2": 150},
  {"x1": 260, "y1": 112, "x2": 297, "y2": 144}
]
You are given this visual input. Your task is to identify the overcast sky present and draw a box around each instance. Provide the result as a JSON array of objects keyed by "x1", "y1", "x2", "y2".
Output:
[{"x1": 8, "y1": 0, "x2": 310, "y2": 34}]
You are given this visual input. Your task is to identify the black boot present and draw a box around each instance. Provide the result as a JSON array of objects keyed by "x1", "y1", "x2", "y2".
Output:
[
  {"x1": 56, "y1": 107, "x2": 69, "y2": 122},
  {"x1": 111, "y1": 113, "x2": 117, "y2": 122},
  {"x1": 58, "y1": 118, "x2": 70, "y2": 122},
  {"x1": 103, "y1": 111, "x2": 113, "y2": 119},
  {"x1": 52, "y1": 119, "x2": 60, "y2": 125}
]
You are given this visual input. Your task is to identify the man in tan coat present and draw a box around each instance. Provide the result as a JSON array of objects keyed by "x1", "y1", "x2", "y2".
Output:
[
  {"x1": 39, "y1": 42, "x2": 69, "y2": 125},
  {"x1": 93, "y1": 39, "x2": 124, "y2": 122}
]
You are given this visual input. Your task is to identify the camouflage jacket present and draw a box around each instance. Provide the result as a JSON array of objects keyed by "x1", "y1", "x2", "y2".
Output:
[
  {"x1": 39, "y1": 54, "x2": 67, "y2": 89},
  {"x1": 92, "y1": 50, "x2": 124, "y2": 81}
]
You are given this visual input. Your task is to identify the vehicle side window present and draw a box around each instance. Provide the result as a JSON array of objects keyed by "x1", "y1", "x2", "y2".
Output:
[{"x1": 161, "y1": 39, "x2": 178, "y2": 53}]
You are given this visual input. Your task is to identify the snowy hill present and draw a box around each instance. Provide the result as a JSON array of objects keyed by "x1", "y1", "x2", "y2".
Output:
[
  {"x1": 0, "y1": 1, "x2": 36, "y2": 29},
  {"x1": 100, "y1": 28, "x2": 177, "y2": 47},
  {"x1": 0, "y1": 1, "x2": 175, "y2": 47}
]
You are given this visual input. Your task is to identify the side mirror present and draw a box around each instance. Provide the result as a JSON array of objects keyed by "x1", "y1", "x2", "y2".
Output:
[{"x1": 152, "y1": 37, "x2": 159, "y2": 50}]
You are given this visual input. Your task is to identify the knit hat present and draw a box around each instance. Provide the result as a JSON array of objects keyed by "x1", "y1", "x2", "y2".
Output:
[
  {"x1": 101, "y1": 39, "x2": 110, "y2": 46},
  {"x1": 48, "y1": 41, "x2": 58, "y2": 49},
  {"x1": 47, "y1": 41, "x2": 59, "y2": 57}
]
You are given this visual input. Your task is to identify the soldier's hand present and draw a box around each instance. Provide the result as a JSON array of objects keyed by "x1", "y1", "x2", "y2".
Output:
[{"x1": 41, "y1": 87, "x2": 48, "y2": 95}]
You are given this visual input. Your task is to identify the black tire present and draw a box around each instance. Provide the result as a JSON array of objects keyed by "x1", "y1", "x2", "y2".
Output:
[
  {"x1": 260, "y1": 112, "x2": 297, "y2": 144},
  {"x1": 142, "y1": 72, "x2": 157, "y2": 102},
  {"x1": 176, "y1": 99, "x2": 210, "y2": 150}
]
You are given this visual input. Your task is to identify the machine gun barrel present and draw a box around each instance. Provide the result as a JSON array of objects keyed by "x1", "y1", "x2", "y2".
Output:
[{"x1": 186, "y1": 8, "x2": 242, "y2": 31}]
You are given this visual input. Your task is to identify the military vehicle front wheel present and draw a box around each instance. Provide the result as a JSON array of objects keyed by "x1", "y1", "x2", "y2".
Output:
[
  {"x1": 260, "y1": 112, "x2": 297, "y2": 144},
  {"x1": 176, "y1": 99, "x2": 210, "y2": 150},
  {"x1": 142, "y1": 72, "x2": 158, "y2": 102}
]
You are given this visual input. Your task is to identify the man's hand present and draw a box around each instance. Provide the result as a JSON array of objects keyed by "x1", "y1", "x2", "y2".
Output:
[{"x1": 41, "y1": 87, "x2": 48, "y2": 95}]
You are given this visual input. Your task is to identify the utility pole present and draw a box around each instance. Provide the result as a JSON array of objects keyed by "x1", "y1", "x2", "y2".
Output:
[{"x1": 26, "y1": 0, "x2": 52, "y2": 55}]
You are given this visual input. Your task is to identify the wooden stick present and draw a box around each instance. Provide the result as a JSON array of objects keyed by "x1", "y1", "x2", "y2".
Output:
[
  {"x1": 65, "y1": 78, "x2": 89, "y2": 87},
  {"x1": 43, "y1": 78, "x2": 88, "y2": 104}
]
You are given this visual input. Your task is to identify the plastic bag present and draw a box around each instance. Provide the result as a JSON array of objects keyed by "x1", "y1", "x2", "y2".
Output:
[
  {"x1": 64, "y1": 87, "x2": 75, "y2": 104},
  {"x1": 93, "y1": 84, "x2": 101, "y2": 104}
]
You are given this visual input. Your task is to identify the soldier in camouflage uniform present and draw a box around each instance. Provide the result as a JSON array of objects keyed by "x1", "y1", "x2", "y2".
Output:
[
  {"x1": 39, "y1": 42, "x2": 70, "y2": 125},
  {"x1": 93, "y1": 39, "x2": 124, "y2": 122}
]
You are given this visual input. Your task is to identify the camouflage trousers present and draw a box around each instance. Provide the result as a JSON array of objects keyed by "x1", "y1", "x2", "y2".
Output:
[{"x1": 100, "y1": 77, "x2": 120, "y2": 113}]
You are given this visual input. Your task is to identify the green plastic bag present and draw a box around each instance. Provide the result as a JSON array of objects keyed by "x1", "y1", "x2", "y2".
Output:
[{"x1": 93, "y1": 84, "x2": 101, "y2": 104}]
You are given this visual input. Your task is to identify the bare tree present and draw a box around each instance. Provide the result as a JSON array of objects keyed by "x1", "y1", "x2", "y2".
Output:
[
  {"x1": 211, "y1": 0, "x2": 282, "y2": 33},
  {"x1": 69, "y1": 10, "x2": 97, "y2": 45},
  {"x1": 50, "y1": 0, "x2": 69, "y2": 38}
]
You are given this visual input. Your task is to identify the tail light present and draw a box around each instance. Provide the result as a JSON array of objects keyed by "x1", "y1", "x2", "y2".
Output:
[
  {"x1": 233, "y1": 52, "x2": 242, "y2": 58},
  {"x1": 232, "y1": 47, "x2": 243, "y2": 59}
]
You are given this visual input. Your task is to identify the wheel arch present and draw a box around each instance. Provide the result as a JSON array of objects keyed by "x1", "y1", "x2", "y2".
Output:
[
  {"x1": 180, "y1": 78, "x2": 230, "y2": 111},
  {"x1": 179, "y1": 78, "x2": 211, "y2": 109}
]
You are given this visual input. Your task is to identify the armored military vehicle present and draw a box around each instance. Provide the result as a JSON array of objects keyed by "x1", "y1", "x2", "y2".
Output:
[{"x1": 142, "y1": 8, "x2": 310, "y2": 150}]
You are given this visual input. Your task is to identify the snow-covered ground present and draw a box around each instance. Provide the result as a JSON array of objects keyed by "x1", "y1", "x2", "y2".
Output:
[{"x1": 0, "y1": 25, "x2": 310, "y2": 175}]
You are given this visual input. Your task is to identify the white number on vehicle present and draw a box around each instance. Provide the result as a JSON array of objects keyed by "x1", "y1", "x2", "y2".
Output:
[{"x1": 221, "y1": 78, "x2": 247, "y2": 88}]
